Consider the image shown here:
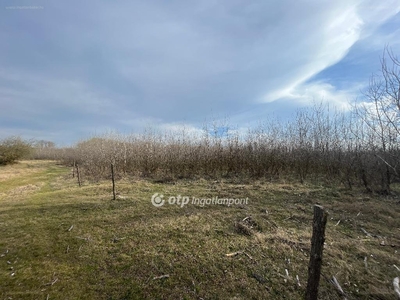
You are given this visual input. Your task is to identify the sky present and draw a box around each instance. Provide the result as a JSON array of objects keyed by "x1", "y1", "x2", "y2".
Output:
[{"x1": 1, "y1": 0, "x2": 400, "y2": 145}]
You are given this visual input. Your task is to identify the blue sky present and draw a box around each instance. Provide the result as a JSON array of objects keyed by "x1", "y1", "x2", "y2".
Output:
[{"x1": 1, "y1": 0, "x2": 400, "y2": 145}]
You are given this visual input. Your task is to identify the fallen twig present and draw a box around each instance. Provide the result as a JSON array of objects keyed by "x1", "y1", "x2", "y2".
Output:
[
  {"x1": 243, "y1": 252, "x2": 253, "y2": 260},
  {"x1": 360, "y1": 228, "x2": 383, "y2": 239},
  {"x1": 67, "y1": 225, "x2": 74, "y2": 232},
  {"x1": 330, "y1": 276, "x2": 347, "y2": 300},
  {"x1": 242, "y1": 216, "x2": 250, "y2": 222},
  {"x1": 153, "y1": 274, "x2": 170, "y2": 280},
  {"x1": 285, "y1": 269, "x2": 289, "y2": 277},
  {"x1": 113, "y1": 236, "x2": 126, "y2": 243},
  {"x1": 394, "y1": 277, "x2": 400, "y2": 299},
  {"x1": 296, "y1": 275, "x2": 301, "y2": 287},
  {"x1": 45, "y1": 278, "x2": 58, "y2": 286},
  {"x1": 225, "y1": 251, "x2": 253, "y2": 260},
  {"x1": 284, "y1": 269, "x2": 290, "y2": 283},
  {"x1": 226, "y1": 251, "x2": 242, "y2": 257},
  {"x1": 361, "y1": 228, "x2": 372, "y2": 237}
]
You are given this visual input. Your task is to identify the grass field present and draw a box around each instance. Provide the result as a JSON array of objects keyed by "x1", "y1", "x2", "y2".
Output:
[{"x1": 0, "y1": 161, "x2": 399, "y2": 299}]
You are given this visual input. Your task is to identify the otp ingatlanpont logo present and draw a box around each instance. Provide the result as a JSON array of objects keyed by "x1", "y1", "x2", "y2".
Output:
[{"x1": 151, "y1": 193, "x2": 165, "y2": 207}]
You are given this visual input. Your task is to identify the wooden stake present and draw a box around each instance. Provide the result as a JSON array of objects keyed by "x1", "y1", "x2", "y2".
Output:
[
  {"x1": 305, "y1": 205, "x2": 328, "y2": 300},
  {"x1": 76, "y1": 164, "x2": 81, "y2": 187},
  {"x1": 111, "y1": 163, "x2": 116, "y2": 200}
]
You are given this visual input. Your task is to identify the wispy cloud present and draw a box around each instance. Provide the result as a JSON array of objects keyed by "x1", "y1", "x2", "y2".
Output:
[
  {"x1": 261, "y1": 0, "x2": 400, "y2": 104},
  {"x1": 0, "y1": 0, "x2": 399, "y2": 144}
]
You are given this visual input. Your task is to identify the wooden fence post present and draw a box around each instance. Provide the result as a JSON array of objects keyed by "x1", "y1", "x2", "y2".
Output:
[
  {"x1": 76, "y1": 164, "x2": 81, "y2": 187},
  {"x1": 305, "y1": 205, "x2": 328, "y2": 300},
  {"x1": 111, "y1": 163, "x2": 116, "y2": 200}
]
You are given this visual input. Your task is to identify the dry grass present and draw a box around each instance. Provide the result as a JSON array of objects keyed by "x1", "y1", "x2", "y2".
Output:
[
  {"x1": 0, "y1": 160, "x2": 51, "y2": 182},
  {"x1": 0, "y1": 161, "x2": 399, "y2": 299}
]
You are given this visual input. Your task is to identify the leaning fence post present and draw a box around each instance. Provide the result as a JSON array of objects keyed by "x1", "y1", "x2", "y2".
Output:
[{"x1": 305, "y1": 205, "x2": 328, "y2": 300}]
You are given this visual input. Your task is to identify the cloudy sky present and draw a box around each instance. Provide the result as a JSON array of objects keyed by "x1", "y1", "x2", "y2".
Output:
[{"x1": 1, "y1": 0, "x2": 400, "y2": 145}]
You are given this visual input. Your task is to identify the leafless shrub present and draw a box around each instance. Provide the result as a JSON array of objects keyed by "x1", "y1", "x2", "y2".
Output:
[{"x1": 31, "y1": 49, "x2": 400, "y2": 194}]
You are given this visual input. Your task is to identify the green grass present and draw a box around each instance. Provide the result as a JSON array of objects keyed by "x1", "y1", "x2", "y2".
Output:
[{"x1": 0, "y1": 161, "x2": 399, "y2": 299}]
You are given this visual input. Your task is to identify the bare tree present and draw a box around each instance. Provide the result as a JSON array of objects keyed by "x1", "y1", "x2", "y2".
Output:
[{"x1": 354, "y1": 47, "x2": 400, "y2": 193}]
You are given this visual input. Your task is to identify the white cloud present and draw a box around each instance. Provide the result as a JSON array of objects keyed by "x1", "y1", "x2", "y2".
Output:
[
  {"x1": 285, "y1": 81, "x2": 362, "y2": 111},
  {"x1": 1, "y1": 0, "x2": 399, "y2": 142},
  {"x1": 261, "y1": 1, "x2": 400, "y2": 104}
]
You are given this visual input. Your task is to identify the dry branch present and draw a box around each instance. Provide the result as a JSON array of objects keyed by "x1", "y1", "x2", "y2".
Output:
[
  {"x1": 364, "y1": 256, "x2": 368, "y2": 270},
  {"x1": 330, "y1": 276, "x2": 347, "y2": 300},
  {"x1": 361, "y1": 228, "x2": 372, "y2": 237},
  {"x1": 243, "y1": 252, "x2": 253, "y2": 260},
  {"x1": 296, "y1": 275, "x2": 301, "y2": 287},
  {"x1": 45, "y1": 277, "x2": 58, "y2": 286},
  {"x1": 153, "y1": 274, "x2": 170, "y2": 280},
  {"x1": 225, "y1": 251, "x2": 253, "y2": 261},
  {"x1": 225, "y1": 251, "x2": 242, "y2": 257},
  {"x1": 394, "y1": 277, "x2": 400, "y2": 299}
]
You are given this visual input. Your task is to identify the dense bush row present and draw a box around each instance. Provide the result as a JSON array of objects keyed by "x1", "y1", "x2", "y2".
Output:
[{"x1": 32, "y1": 103, "x2": 398, "y2": 194}]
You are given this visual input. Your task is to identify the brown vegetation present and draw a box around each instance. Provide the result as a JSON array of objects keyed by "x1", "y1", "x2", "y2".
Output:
[{"x1": 29, "y1": 50, "x2": 400, "y2": 195}]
